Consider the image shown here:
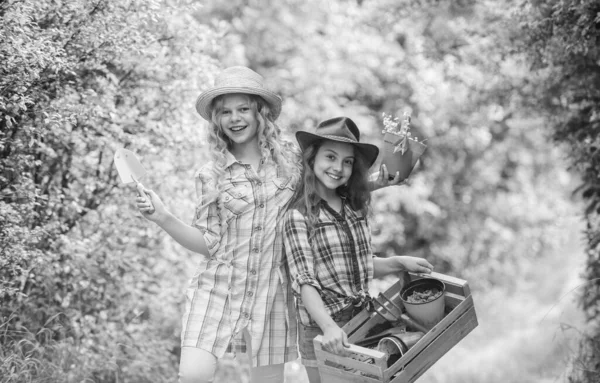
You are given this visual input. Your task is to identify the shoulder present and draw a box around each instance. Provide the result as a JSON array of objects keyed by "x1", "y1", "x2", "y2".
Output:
[
  {"x1": 195, "y1": 162, "x2": 216, "y2": 183},
  {"x1": 283, "y1": 208, "x2": 308, "y2": 225}
]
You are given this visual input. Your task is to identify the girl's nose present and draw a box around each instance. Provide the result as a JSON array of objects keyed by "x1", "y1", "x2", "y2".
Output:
[{"x1": 231, "y1": 111, "x2": 241, "y2": 121}]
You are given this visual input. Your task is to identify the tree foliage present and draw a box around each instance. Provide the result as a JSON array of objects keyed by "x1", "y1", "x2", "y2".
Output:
[
  {"x1": 0, "y1": 0, "x2": 586, "y2": 381},
  {"x1": 517, "y1": 0, "x2": 600, "y2": 381},
  {"x1": 1, "y1": 0, "x2": 220, "y2": 381}
]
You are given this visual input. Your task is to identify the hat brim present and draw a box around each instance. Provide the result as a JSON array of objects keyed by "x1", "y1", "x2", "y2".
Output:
[
  {"x1": 296, "y1": 131, "x2": 380, "y2": 168},
  {"x1": 195, "y1": 86, "x2": 282, "y2": 121}
]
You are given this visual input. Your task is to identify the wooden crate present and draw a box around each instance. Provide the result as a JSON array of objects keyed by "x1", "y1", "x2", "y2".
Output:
[{"x1": 313, "y1": 272, "x2": 478, "y2": 383}]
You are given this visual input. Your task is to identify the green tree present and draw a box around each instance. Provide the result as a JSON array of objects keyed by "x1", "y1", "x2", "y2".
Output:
[
  {"x1": 212, "y1": 0, "x2": 571, "y2": 288},
  {"x1": 518, "y1": 0, "x2": 600, "y2": 381},
  {"x1": 1, "y1": 0, "x2": 220, "y2": 381}
]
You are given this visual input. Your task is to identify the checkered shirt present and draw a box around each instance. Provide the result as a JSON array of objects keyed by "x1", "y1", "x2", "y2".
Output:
[
  {"x1": 282, "y1": 199, "x2": 374, "y2": 326},
  {"x1": 182, "y1": 151, "x2": 298, "y2": 366}
]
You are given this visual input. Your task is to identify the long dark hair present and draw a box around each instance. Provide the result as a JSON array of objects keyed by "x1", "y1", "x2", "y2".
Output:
[{"x1": 289, "y1": 139, "x2": 372, "y2": 229}]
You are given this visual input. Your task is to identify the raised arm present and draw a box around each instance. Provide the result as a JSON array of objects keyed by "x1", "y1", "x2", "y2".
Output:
[
  {"x1": 136, "y1": 182, "x2": 211, "y2": 255},
  {"x1": 136, "y1": 169, "x2": 223, "y2": 256}
]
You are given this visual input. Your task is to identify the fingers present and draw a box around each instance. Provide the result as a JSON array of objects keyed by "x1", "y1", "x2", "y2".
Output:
[
  {"x1": 381, "y1": 164, "x2": 404, "y2": 184},
  {"x1": 325, "y1": 339, "x2": 348, "y2": 356},
  {"x1": 417, "y1": 259, "x2": 434, "y2": 274},
  {"x1": 135, "y1": 185, "x2": 156, "y2": 215},
  {"x1": 136, "y1": 195, "x2": 153, "y2": 213},
  {"x1": 380, "y1": 164, "x2": 389, "y2": 182},
  {"x1": 342, "y1": 331, "x2": 350, "y2": 348}
]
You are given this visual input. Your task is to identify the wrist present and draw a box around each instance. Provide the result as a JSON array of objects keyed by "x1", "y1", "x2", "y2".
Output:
[
  {"x1": 321, "y1": 321, "x2": 340, "y2": 332},
  {"x1": 392, "y1": 256, "x2": 407, "y2": 272}
]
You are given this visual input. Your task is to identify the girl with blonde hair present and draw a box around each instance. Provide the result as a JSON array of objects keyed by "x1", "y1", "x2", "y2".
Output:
[{"x1": 135, "y1": 67, "x2": 403, "y2": 383}]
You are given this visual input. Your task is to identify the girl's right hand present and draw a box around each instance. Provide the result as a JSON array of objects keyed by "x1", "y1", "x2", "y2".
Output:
[
  {"x1": 135, "y1": 183, "x2": 166, "y2": 223},
  {"x1": 321, "y1": 325, "x2": 350, "y2": 356}
]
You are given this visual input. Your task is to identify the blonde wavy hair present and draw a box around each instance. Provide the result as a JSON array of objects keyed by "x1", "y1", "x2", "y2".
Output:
[{"x1": 201, "y1": 93, "x2": 300, "y2": 202}]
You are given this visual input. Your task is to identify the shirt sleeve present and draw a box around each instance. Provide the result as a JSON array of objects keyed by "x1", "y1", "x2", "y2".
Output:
[
  {"x1": 191, "y1": 168, "x2": 221, "y2": 257},
  {"x1": 282, "y1": 209, "x2": 321, "y2": 296}
]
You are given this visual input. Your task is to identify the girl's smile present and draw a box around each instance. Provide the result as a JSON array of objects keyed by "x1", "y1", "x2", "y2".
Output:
[
  {"x1": 219, "y1": 94, "x2": 259, "y2": 148},
  {"x1": 314, "y1": 141, "x2": 355, "y2": 198}
]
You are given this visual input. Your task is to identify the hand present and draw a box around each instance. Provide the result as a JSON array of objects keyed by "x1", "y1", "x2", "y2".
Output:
[
  {"x1": 395, "y1": 256, "x2": 433, "y2": 274},
  {"x1": 135, "y1": 182, "x2": 166, "y2": 223},
  {"x1": 321, "y1": 324, "x2": 350, "y2": 357},
  {"x1": 370, "y1": 164, "x2": 405, "y2": 190}
]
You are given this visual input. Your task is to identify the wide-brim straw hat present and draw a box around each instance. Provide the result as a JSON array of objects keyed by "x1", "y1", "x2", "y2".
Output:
[
  {"x1": 195, "y1": 66, "x2": 282, "y2": 121},
  {"x1": 296, "y1": 117, "x2": 380, "y2": 167}
]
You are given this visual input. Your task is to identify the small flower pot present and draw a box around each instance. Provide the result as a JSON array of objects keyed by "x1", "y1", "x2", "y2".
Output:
[
  {"x1": 381, "y1": 133, "x2": 427, "y2": 181},
  {"x1": 400, "y1": 278, "x2": 445, "y2": 330},
  {"x1": 377, "y1": 331, "x2": 425, "y2": 367}
]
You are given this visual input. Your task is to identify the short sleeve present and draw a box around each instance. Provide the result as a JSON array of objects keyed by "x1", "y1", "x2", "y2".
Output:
[
  {"x1": 282, "y1": 209, "x2": 321, "y2": 296},
  {"x1": 191, "y1": 168, "x2": 221, "y2": 257}
]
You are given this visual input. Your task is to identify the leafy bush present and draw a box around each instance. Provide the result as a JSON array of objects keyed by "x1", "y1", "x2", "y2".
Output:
[{"x1": 1, "y1": 0, "x2": 219, "y2": 381}]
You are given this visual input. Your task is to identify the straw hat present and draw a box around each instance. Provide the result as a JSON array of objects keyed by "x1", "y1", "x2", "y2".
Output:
[
  {"x1": 296, "y1": 117, "x2": 380, "y2": 167},
  {"x1": 195, "y1": 66, "x2": 282, "y2": 121}
]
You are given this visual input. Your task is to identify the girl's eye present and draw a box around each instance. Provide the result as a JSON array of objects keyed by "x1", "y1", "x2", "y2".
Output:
[
  {"x1": 221, "y1": 110, "x2": 230, "y2": 115},
  {"x1": 344, "y1": 160, "x2": 354, "y2": 166},
  {"x1": 240, "y1": 107, "x2": 250, "y2": 112},
  {"x1": 326, "y1": 155, "x2": 335, "y2": 160}
]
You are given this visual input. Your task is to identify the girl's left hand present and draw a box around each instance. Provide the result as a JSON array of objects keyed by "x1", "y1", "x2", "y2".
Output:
[
  {"x1": 396, "y1": 256, "x2": 434, "y2": 274},
  {"x1": 370, "y1": 164, "x2": 405, "y2": 190}
]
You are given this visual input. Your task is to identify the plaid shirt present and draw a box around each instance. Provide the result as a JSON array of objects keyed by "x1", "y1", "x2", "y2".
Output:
[
  {"x1": 182, "y1": 151, "x2": 297, "y2": 366},
  {"x1": 282, "y1": 199, "x2": 374, "y2": 326}
]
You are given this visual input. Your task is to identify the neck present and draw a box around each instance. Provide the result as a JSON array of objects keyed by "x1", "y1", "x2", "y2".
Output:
[
  {"x1": 231, "y1": 142, "x2": 262, "y2": 168},
  {"x1": 316, "y1": 185, "x2": 342, "y2": 211}
]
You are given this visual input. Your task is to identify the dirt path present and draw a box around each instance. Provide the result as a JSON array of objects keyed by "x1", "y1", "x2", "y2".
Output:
[{"x1": 417, "y1": 215, "x2": 587, "y2": 383}]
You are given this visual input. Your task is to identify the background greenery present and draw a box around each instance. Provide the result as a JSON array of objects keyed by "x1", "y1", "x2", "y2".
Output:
[{"x1": 1, "y1": 0, "x2": 598, "y2": 382}]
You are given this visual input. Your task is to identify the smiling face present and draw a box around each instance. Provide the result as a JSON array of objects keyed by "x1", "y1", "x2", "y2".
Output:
[
  {"x1": 218, "y1": 94, "x2": 260, "y2": 150},
  {"x1": 313, "y1": 140, "x2": 355, "y2": 198}
]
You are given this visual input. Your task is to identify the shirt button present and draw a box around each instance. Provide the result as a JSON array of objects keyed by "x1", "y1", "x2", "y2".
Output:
[
  {"x1": 247, "y1": 291, "x2": 253, "y2": 297},
  {"x1": 224, "y1": 196, "x2": 230, "y2": 201},
  {"x1": 259, "y1": 204, "x2": 264, "y2": 208},
  {"x1": 244, "y1": 313, "x2": 249, "y2": 318},
  {"x1": 251, "y1": 269, "x2": 257, "y2": 275},
  {"x1": 253, "y1": 248, "x2": 259, "y2": 253},
  {"x1": 255, "y1": 226, "x2": 262, "y2": 231}
]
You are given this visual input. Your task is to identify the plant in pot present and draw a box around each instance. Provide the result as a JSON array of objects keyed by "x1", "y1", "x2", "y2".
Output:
[
  {"x1": 400, "y1": 277, "x2": 446, "y2": 330},
  {"x1": 381, "y1": 112, "x2": 427, "y2": 181}
]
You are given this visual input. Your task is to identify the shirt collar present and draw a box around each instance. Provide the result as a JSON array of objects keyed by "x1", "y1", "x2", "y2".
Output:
[
  {"x1": 319, "y1": 195, "x2": 347, "y2": 218},
  {"x1": 224, "y1": 150, "x2": 271, "y2": 169},
  {"x1": 224, "y1": 151, "x2": 238, "y2": 168}
]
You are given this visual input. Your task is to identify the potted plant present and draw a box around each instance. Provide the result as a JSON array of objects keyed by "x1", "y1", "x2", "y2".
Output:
[
  {"x1": 381, "y1": 112, "x2": 427, "y2": 181},
  {"x1": 400, "y1": 277, "x2": 446, "y2": 330}
]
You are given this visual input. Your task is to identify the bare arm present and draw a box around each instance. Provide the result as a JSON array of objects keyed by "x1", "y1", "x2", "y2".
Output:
[
  {"x1": 301, "y1": 284, "x2": 350, "y2": 355},
  {"x1": 154, "y1": 212, "x2": 209, "y2": 254},
  {"x1": 136, "y1": 183, "x2": 209, "y2": 255},
  {"x1": 373, "y1": 255, "x2": 433, "y2": 279}
]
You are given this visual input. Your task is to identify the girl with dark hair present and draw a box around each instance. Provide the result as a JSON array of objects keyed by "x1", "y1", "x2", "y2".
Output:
[
  {"x1": 282, "y1": 116, "x2": 433, "y2": 383},
  {"x1": 134, "y1": 65, "x2": 402, "y2": 383}
]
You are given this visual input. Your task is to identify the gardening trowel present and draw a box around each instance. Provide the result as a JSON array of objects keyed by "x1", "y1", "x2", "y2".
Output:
[{"x1": 113, "y1": 148, "x2": 155, "y2": 214}]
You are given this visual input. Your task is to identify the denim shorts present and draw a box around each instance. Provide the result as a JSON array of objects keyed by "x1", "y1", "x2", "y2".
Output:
[{"x1": 298, "y1": 305, "x2": 363, "y2": 368}]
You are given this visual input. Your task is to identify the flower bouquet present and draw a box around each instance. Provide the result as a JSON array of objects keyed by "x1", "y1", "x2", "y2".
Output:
[{"x1": 381, "y1": 112, "x2": 427, "y2": 181}]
